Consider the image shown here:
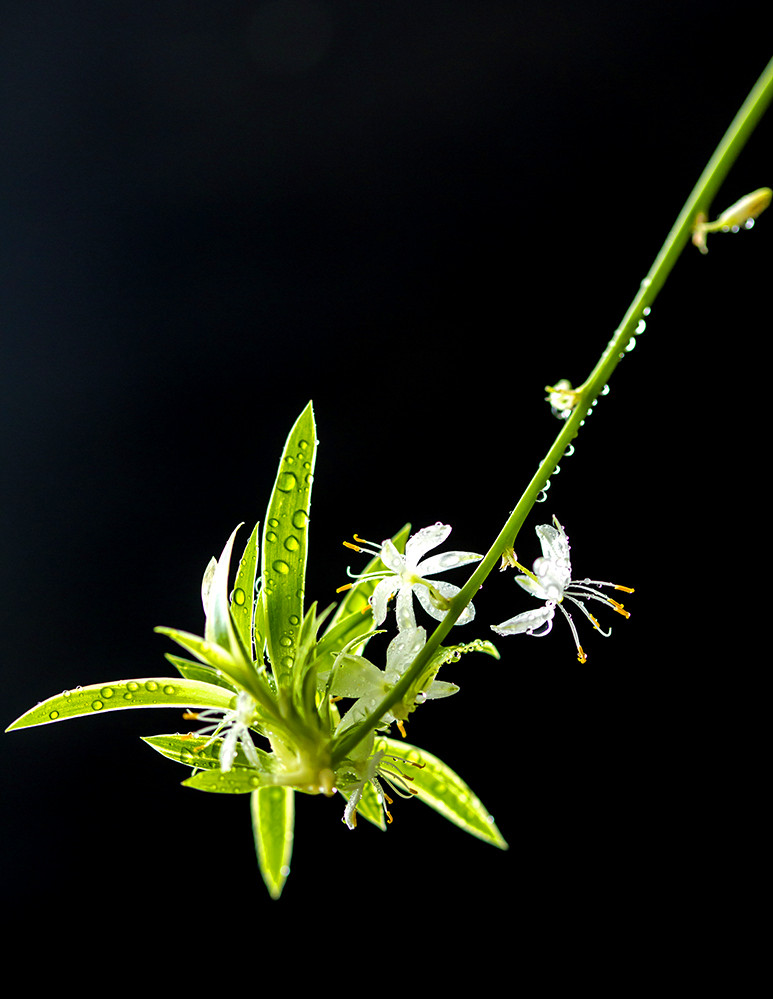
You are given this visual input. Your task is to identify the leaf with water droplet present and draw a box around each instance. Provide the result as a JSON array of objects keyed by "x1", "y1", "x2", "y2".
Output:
[
  {"x1": 379, "y1": 737, "x2": 508, "y2": 850},
  {"x1": 144, "y1": 733, "x2": 275, "y2": 775},
  {"x1": 251, "y1": 785, "x2": 295, "y2": 900},
  {"x1": 5, "y1": 678, "x2": 236, "y2": 731},
  {"x1": 231, "y1": 522, "x2": 259, "y2": 659},
  {"x1": 261, "y1": 402, "x2": 317, "y2": 687}
]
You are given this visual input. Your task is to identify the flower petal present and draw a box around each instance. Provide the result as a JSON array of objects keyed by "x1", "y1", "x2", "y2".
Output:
[
  {"x1": 370, "y1": 576, "x2": 398, "y2": 626},
  {"x1": 413, "y1": 579, "x2": 475, "y2": 624},
  {"x1": 378, "y1": 539, "x2": 406, "y2": 575},
  {"x1": 384, "y1": 626, "x2": 426, "y2": 679},
  {"x1": 416, "y1": 549, "x2": 483, "y2": 577},
  {"x1": 491, "y1": 603, "x2": 555, "y2": 637},
  {"x1": 404, "y1": 523, "x2": 451, "y2": 568},
  {"x1": 330, "y1": 656, "x2": 387, "y2": 698},
  {"x1": 535, "y1": 521, "x2": 571, "y2": 571}
]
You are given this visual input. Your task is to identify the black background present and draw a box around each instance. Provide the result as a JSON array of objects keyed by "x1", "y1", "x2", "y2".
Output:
[{"x1": 2, "y1": 0, "x2": 769, "y2": 981}]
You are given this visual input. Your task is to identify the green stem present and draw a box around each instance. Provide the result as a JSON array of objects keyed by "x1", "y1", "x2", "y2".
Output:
[{"x1": 330, "y1": 56, "x2": 773, "y2": 767}]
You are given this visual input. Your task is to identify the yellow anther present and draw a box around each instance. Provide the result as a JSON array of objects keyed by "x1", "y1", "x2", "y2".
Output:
[
  {"x1": 182, "y1": 710, "x2": 200, "y2": 721},
  {"x1": 615, "y1": 584, "x2": 635, "y2": 593},
  {"x1": 609, "y1": 599, "x2": 630, "y2": 618},
  {"x1": 335, "y1": 582, "x2": 354, "y2": 593},
  {"x1": 589, "y1": 613, "x2": 602, "y2": 631},
  {"x1": 577, "y1": 646, "x2": 587, "y2": 664},
  {"x1": 397, "y1": 720, "x2": 407, "y2": 738},
  {"x1": 386, "y1": 810, "x2": 393, "y2": 825},
  {"x1": 342, "y1": 541, "x2": 362, "y2": 552}
]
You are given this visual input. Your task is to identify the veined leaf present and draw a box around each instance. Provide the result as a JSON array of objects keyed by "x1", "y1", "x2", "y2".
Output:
[
  {"x1": 5, "y1": 678, "x2": 236, "y2": 731},
  {"x1": 251, "y1": 786, "x2": 295, "y2": 900},
  {"x1": 262, "y1": 402, "x2": 317, "y2": 687},
  {"x1": 380, "y1": 737, "x2": 508, "y2": 850}
]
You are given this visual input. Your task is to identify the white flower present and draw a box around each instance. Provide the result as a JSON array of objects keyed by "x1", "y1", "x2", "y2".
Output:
[
  {"x1": 340, "y1": 744, "x2": 422, "y2": 830},
  {"x1": 343, "y1": 523, "x2": 482, "y2": 631},
  {"x1": 330, "y1": 626, "x2": 458, "y2": 736},
  {"x1": 186, "y1": 689, "x2": 261, "y2": 772},
  {"x1": 491, "y1": 516, "x2": 633, "y2": 663}
]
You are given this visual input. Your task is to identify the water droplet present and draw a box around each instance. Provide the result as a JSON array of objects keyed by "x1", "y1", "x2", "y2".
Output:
[
  {"x1": 144, "y1": 680, "x2": 159, "y2": 692},
  {"x1": 635, "y1": 319, "x2": 647, "y2": 334},
  {"x1": 163, "y1": 685, "x2": 176, "y2": 695},
  {"x1": 601, "y1": 384, "x2": 610, "y2": 396},
  {"x1": 91, "y1": 700, "x2": 104, "y2": 711},
  {"x1": 292, "y1": 509, "x2": 308, "y2": 529},
  {"x1": 284, "y1": 535, "x2": 300, "y2": 552},
  {"x1": 288, "y1": 614, "x2": 300, "y2": 626},
  {"x1": 269, "y1": 518, "x2": 279, "y2": 528},
  {"x1": 49, "y1": 710, "x2": 60, "y2": 720},
  {"x1": 298, "y1": 439, "x2": 309, "y2": 450},
  {"x1": 744, "y1": 218, "x2": 755, "y2": 230},
  {"x1": 625, "y1": 337, "x2": 637, "y2": 352},
  {"x1": 126, "y1": 681, "x2": 139, "y2": 692},
  {"x1": 563, "y1": 444, "x2": 575, "y2": 457},
  {"x1": 232, "y1": 587, "x2": 246, "y2": 606},
  {"x1": 277, "y1": 471, "x2": 297, "y2": 492},
  {"x1": 642, "y1": 306, "x2": 651, "y2": 316},
  {"x1": 266, "y1": 531, "x2": 277, "y2": 543},
  {"x1": 272, "y1": 559, "x2": 290, "y2": 575},
  {"x1": 100, "y1": 687, "x2": 114, "y2": 699}
]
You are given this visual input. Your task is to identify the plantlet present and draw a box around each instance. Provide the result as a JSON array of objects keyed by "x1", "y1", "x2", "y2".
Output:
[{"x1": 8, "y1": 57, "x2": 773, "y2": 900}]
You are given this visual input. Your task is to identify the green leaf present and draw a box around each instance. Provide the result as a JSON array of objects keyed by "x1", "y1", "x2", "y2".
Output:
[
  {"x1": 5, "y1": 678, "x2": 236, "y2": 731},
  {"x1": 380, "y1": 737, "x2": 508, "y2": 850},
  {"x1": 262, "y1": 402, "x2": 317, "y2": 687},
  {"x1": 164, "y1": 652, "x2": 237, "y2": 691},
  {"x1": 231, "y1": 522, "x2": 259, "y2": 658},
  {"x1": 251, "y1": 786, "x2": 295, "y2": 900},
  {"x1": 181, "y1": 768, "x2": 265, "y2": 793},
  {"x1": 154, "y1": 626, "x2": 273, "y2": 709},
  {"x1": 142, "y1": 733, "x2": 275, "y2": 774}
]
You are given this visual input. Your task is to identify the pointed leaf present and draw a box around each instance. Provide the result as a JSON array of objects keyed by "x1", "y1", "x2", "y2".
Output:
[
  {"x1": 142, "y1": 734, "x2": 275, "y2": 774},
  {"x1": 251, "y1": 786, "x2": 295, "y2": 900},
  {"x1": 163, "y1": 653, "x2": 237, "y2": 691},
  {"x1": 182, "y1": 768, "x2": 266, "y2": 793},
  {"x1": 205, "y1": 524, "x2": 249, "y2": 660},
  {"x1": 154, "y1": 626, "x2": 269, "y2": 705},
  {"x1": 6, "y1": 678, "x2": 235, "y2": 731},
  {"x1": 262, "y1": 402, "x2": 317, "y2": 687},
  {"x1": 380, "y1": 737, "x2": 508, "y2": 850},
  {"x1": 231, "y1": 523, "x2": 259, "y2": 658}
]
